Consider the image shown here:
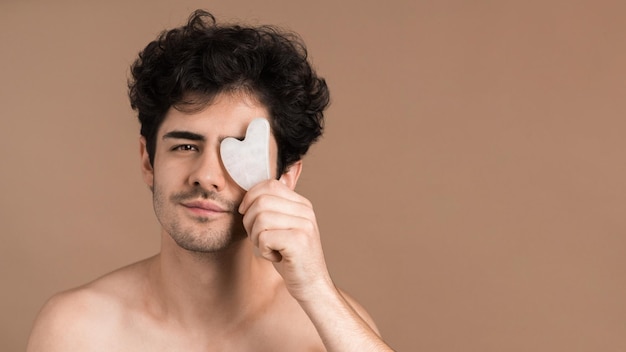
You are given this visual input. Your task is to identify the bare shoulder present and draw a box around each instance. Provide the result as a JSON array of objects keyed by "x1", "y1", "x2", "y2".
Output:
[
  {"x1": 27, "y1": 258, "x2": 154, "y2": 352},
  {"x1": 27, "y1": 286, "x2": 117, "y2": 351}
]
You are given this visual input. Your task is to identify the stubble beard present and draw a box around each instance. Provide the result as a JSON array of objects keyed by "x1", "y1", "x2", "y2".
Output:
[{"x1": 152, "y1": 184, "x2": 247, "y2": 253}]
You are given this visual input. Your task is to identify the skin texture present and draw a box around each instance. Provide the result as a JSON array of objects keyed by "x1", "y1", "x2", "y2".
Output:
[{"x1": 27, "y1": 93, "x2": 393, "y2": 352}]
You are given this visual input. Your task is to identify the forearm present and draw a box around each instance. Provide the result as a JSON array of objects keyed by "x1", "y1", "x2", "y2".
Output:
[
  {"x1": 299, "y1": 283, "x2": 395, "y2": 352},
  {"x1": 241, "y1": 181, "x2": 394, "y2": 350}
]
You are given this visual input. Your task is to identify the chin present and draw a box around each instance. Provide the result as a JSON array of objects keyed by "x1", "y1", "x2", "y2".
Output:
[{"x1": 171, "y1": 229, "x2": 247, "y2": 254}]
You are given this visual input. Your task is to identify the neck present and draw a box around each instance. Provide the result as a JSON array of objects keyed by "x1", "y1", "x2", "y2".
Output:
[{"x1": 147, "y1": 231, "x2": 278, "y2": 331}]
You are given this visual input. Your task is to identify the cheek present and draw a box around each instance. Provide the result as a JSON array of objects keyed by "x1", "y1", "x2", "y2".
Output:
[
  {"x1": 151, "y1": 182, "x2": 167, "y2": 218},
  {"x1": 153, "y1": 159, "x2": 184, "y2": 184}
]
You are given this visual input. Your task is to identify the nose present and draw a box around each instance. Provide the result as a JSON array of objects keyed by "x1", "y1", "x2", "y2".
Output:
[{"x1": 188, "y1": 148, "x2": 227, "y2": 191}]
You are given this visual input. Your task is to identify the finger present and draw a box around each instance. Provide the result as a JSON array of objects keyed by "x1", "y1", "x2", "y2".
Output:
[
  {"x1": 247, "y1": 210, "x2": 314, "y2": 246},
  {"x1": 256, "y1": 228, "x2": 311, "y2": 263},
  {"x1": 239, "y1": 179, "x2": 311, "y2": 214},
  {"x1": 257, "y1": 236, "x2": 283, "y2": 263},
  {"x1": 242, "y1": 194, "x2": 314, "y2": 230}
]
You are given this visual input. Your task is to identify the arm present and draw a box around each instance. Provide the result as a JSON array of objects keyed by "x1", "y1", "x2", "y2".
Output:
[
  {"x1": 300, "y1": 287, "x2": 393, "y2": 352},
  {"x1": 239, "y1": 179, "x2": 395, "y2": 352}
]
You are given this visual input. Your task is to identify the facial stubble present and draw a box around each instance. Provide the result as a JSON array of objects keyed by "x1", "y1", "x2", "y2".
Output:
[{"x1": 152, "y1": 183, "x2": 247, "y2": 253}]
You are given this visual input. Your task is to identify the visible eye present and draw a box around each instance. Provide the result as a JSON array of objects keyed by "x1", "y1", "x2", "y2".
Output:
[{"x1": 172, "y1": 144, "x2": 199, "y2": 152}]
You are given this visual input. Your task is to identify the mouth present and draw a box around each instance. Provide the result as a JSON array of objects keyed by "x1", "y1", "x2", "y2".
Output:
[{"x1": 181, "y1": 200, "x2": 231, "y2": 217}]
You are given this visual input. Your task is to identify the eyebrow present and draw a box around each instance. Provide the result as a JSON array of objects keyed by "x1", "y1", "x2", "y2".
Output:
[
  {"x1": 162, "y1": 131, "x2": 205, "y2": 141},
  {"x1": 162, "y1": 130, "x2": 246, "y2": 142}
]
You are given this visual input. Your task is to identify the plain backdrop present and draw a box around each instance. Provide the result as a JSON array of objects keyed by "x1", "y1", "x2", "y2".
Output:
[{"x1": 1, "y1": 1, "x2": 625, "y2": 351}]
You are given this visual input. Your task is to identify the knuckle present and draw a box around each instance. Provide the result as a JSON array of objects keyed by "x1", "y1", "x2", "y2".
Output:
[
  {"x1": 255, "y1": 194, "x2": 272, "y2": 209},
  {"x1": 302, "y1": 219, "x2": 316, "y2": 233},
  {"x1": 304, "y1": 207, "x2": 316, "y2": 221},
  {"x1": 255, "y1": 211, "x2": 270, "y2": 226},
  {"x1": 257, "y1": 229, "x2": 271, "y2": 246}
]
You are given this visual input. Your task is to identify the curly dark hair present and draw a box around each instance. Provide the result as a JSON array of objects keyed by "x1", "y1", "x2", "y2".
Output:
[{"x1": 128, "y1": 9, "x2": 330, "y2": 175}]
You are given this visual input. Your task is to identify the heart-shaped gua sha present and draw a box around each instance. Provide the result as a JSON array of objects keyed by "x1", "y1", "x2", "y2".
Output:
[{"x1": 220, "y1": 118, "x2": 271, "y2": 191}]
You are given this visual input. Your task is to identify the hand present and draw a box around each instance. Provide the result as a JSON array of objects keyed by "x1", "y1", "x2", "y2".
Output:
[
  {"x1": 238, "y1": 179, "x2": 333, "y2": 302},
  {"x1": 239, "y1": 180, "x2": 394, "y2": 351}
]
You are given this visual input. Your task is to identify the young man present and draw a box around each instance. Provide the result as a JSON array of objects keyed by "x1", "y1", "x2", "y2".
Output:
[{"x1": 27, "y1": 10, "x2": 394, "y2": 352}]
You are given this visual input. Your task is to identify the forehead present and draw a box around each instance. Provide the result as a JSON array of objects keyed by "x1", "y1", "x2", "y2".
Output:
[{"x1": 158, "y1": 93, "x2": 271, "y2": 138}]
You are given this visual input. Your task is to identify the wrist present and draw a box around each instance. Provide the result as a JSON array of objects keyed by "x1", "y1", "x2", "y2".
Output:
[{"x1": 293, "y1": 275, "x2": 339, "y2": 306}]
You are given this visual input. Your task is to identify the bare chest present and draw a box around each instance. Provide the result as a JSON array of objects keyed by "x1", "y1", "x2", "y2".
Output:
[{"x1": 110, "y1": 310, "x2": 325, "y2": 352}]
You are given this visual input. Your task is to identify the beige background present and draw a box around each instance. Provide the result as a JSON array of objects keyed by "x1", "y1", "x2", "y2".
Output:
[{"x1": 1, "y1": 0, "x2": 625, "y2": 351}]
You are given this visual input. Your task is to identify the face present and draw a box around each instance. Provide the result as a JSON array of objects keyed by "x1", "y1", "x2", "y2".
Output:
[{"x1": 140, "y1": 92, "x2": 278, "y2": 253}]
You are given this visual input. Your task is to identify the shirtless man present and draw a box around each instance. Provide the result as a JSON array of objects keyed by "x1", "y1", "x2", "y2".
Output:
[{"x1": 27, "y1": 10, "x2": 394, "y2": 352}]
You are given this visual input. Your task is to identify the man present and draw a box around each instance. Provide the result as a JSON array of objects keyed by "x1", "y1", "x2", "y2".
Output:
[{"x1": 27, "y1": 10, "x2": 393, "y2": 351}]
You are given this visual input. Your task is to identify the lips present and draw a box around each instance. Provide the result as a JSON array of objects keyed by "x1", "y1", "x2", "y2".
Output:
[{"x1": 181, "y1": 200, "x2": 231, "y2": 215}]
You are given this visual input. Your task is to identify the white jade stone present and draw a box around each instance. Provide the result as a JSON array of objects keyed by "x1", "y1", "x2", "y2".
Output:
[{"x1": 220, "y1": 118, "x2": 271, "y2": 190}]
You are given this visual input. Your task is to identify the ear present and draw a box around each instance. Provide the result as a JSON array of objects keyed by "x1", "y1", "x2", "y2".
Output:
[
  {"x1": 139, "y1": 137, "x2": 154, "y2": 190},
  {"x1": 279, "y1": 160, "x2": 302, "y2": 191}
]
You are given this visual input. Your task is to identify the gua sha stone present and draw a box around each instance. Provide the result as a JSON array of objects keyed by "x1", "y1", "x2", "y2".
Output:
[{"x1": 220, "y1": 118, "x2": 271, "y2": 191}]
